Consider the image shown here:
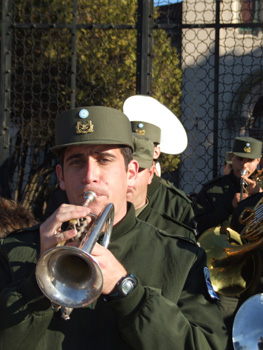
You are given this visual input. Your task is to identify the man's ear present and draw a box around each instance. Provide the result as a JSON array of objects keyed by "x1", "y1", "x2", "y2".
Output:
[
  {"x1": 127, "y1": 159, "x2": 139, "y2": 187},
  {"x1": 56, "y1": 164, "x2": 66, "y2": 190},
  {"x1": 148, "y1": 165, "x2": 155, "y2": 185},
  {"x1": 153, "y1": 145, "x2": 161, "y2": 160}
]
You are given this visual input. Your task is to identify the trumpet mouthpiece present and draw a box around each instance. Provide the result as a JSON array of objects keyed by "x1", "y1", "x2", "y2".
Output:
[
  {"x1": 241, "y1": 169, "x2": 246, "y2": 176},
  {"x1": 83, "y1": 191, "x2": 97, "y2": 206}
]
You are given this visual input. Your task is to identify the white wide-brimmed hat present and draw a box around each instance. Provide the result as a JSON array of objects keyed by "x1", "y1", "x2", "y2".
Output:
[{"x1": 123, "y1": 95, "x2": 188, "y2": 155}]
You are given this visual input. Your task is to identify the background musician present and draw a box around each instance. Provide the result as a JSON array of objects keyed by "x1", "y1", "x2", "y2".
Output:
[
  {"x1": 194, "y1": 136, "x2": 263, "y2": 349},
  {"x1": 0, "y1": 106, "x2": 227, "y2": 349},
  {"x1": 194, "y1": 136, "x2": 263, "y2": 236}
]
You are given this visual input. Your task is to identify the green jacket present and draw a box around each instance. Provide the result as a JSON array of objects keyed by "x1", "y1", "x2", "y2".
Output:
[
  {"x1": 137, "y1": 200, "x2": 196, "y2": 240},
  {"x1": 0, "y1": 204, "x2": 227, "y2": 350},
  {"x1": 194, "y1": 171, "x2": 241, "y2": 235},
  {"x1": 147, "y1": 175, "x2": 195, "y2": 228}
]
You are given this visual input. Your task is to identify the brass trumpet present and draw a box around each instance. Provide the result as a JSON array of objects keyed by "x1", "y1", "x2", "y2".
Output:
[{"x1": 35, "y1": 191, "x2": 114, "y2": 320}]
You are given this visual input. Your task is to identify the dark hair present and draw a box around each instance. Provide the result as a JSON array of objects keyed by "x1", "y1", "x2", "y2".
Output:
[
  {"x1": 0, "y1": 197, "x2": 38, "y2": 238},
  {"x1": 120, "y1": 146, "x2": 133, "y2": 170},
  {"x1": 57, "y1": 145, "x2": 133, "y2": 171}
]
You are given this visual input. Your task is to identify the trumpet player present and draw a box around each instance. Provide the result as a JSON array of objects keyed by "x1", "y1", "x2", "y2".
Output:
[
  {"x1": 0, "y1": 106, "x2": 227, "y2": 350},
  {"x1": 194, "y1": 136, "x2": 263, "y2": 236}
]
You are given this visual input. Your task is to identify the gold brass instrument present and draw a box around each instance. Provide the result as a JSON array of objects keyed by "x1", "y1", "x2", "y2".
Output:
[
  {"x1": 198, "y1": 197, "x2": 263, "y2": 296},
  {"x1": 239, "y1": 197, "x2": 263, "y2": 241},
  {"x1": 240, "y1": 169, "x2": 263, "y2": 201},
  {"x1": 35, "y1": 191, "x2": 114, "y2": 320}
]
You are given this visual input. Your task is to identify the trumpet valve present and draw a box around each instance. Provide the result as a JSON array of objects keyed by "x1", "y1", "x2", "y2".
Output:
[{"x1": 68, "y1": 218, "x2": 89, "y2": 241}]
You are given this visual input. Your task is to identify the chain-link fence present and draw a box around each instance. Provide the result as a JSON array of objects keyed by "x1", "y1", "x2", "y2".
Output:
[{"x1": 1, "y1": 0, "x2": 263, "y2": 219}]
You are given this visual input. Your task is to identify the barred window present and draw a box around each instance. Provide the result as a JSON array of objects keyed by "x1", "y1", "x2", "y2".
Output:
[{"x1": 239, "y1": 0, "x2": 262, "y2": 34}]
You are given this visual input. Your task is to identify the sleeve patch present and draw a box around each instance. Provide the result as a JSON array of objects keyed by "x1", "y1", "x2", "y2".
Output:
[{"x1": 204, "y1": 266, "x2": 220, "y2": 301}]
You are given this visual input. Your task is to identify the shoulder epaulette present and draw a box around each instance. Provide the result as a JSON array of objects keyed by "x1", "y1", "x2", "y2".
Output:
[{"x1": 160, "y1": 178, "x2": 192, "y2": 203}]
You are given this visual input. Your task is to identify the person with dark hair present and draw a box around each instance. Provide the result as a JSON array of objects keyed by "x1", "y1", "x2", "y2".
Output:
[
  {"x1": 0, "y1": 196, "x2": 38, "y2": 238},
  {"x1": 0, "y1": 106, "x2": 227, "y2": 349}
]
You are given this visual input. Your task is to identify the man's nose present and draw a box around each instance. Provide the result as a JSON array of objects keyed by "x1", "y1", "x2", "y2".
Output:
[{"x1": 82, "y1": 160, "x2": 98, "y2": 183}]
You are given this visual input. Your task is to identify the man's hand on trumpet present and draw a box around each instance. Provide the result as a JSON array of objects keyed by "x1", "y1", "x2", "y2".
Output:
[
  {"x1": 241, "y1": 173, "x2": 263, "y2": 196},
  {"x1": 39, "y1": 203, "x2": 91, "y2": 256},
  {"x1": 91, "y1": 243, "x2": 127, "y2": 295}
]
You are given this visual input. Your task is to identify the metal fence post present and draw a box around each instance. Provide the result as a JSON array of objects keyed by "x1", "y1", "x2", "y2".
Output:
[
  {"x1": 70, "y1": 0, "x2": 78, "y2": 109},
  {"x1": 213, "y1": 0, "x2": 220, "y2": 178},
  {"x1": 136, "y1": 0, "x2": 154, "y2": 95},
  {"x1": 0, "y1": 0, "x2": 12, "y2": 197}
]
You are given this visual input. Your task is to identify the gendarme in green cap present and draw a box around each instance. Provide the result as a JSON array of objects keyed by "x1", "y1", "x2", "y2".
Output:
[
  {"x1": 51, "y1": 106, "x2": 134, "y2": 153},
  {"x1": 232, "y1": 136, "x2": 262, "y2": 159},
  {"x1": 132, "y1": 133, "x2": 154, "y2": 169},
  {"x1": 130, "y1": 121, "x2": 161, "y2": 144}
]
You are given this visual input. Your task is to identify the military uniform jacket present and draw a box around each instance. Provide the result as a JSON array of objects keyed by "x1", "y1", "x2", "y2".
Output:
[
  {"x1": 0, "y1": 204, "x2": 227, "y2": 350},
  {"x1": 194, "y1": 171, "x2": 241, "y2": 235},
  {"x1": 147, "y1": 175, "x2": 195, "y2": 228},
  {"x1": 138, "y1": 200, "x2": 196, "y2": 240}
]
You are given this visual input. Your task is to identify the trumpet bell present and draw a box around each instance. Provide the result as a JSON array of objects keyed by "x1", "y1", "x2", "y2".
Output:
[{"x1": 36, "y1": 246, "x2": 103, "y2": 308}]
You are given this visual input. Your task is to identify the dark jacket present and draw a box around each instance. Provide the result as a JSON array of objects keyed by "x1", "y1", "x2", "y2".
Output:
[
  {"x1": 147, "y1": 175, "x2": 195, "y2": 228},
  {"x1": 0, "y1": 204, "x2": 227, "y2": 350},
  {"x1": 194, "y1": 171, "x2": 241, "y2": 235}
]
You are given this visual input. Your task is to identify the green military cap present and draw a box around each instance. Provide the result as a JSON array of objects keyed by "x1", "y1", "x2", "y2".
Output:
[
  {"x1": 51, "y1": 106, "x2": 134, "y2": 153},
  {"x1": 130, "y1": 121, "x2": 161, "y2": 144},
  {"x1": 132, "y1": 133, "x2": 154, "y2": 169},
  {"x1": 232, "y1": 136, "x2": 262, "y2": 159},
  {"x1": 225, "y1": 151, "x2": 232, "y2": 164}
]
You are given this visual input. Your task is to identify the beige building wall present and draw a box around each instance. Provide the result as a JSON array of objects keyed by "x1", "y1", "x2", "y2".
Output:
[{"x1": 179, "y1": 0, "x2": 263, "y2": 194}]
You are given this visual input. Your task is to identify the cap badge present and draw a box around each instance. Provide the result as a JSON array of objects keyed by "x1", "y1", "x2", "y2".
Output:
[
  {"x1": 79, "y1": 109, "x2": 89, "y2": 119},
  {"x1": 76, "y1": 120, "x2": 94, "y2": 134},
  {"x1": 244, "y1": 142, "x2": 251, "y2": 153},
  {"x1": 135, "y1": 122, "x2": 145, "y2": 136}
]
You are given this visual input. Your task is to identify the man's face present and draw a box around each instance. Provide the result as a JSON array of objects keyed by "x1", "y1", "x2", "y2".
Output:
[
  {"x1": 127, "y1": 166, "x2": 154, "y2": 210},
  {"x1": 56, "y1": 144, "x2": 137, "y2": 224},
  {"x1": 231, "y1": 154, "x2": 261, "y2": 178}
]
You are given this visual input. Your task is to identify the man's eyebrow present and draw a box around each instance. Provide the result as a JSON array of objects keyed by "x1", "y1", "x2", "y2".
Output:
[
  {"x1": 65, "y1": 150, "x2": 117, "y2": 162},
  {"x1": 65, "y1": 153, "x2": 83, "y2": 162},
  {"x1": 95, "y1": 151, "x2": 117, "y2": 158}
]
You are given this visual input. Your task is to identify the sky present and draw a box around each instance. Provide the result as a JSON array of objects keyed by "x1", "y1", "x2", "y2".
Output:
[{"x1": 154, "y1": 0, "x2": 183, "y2": 5}]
